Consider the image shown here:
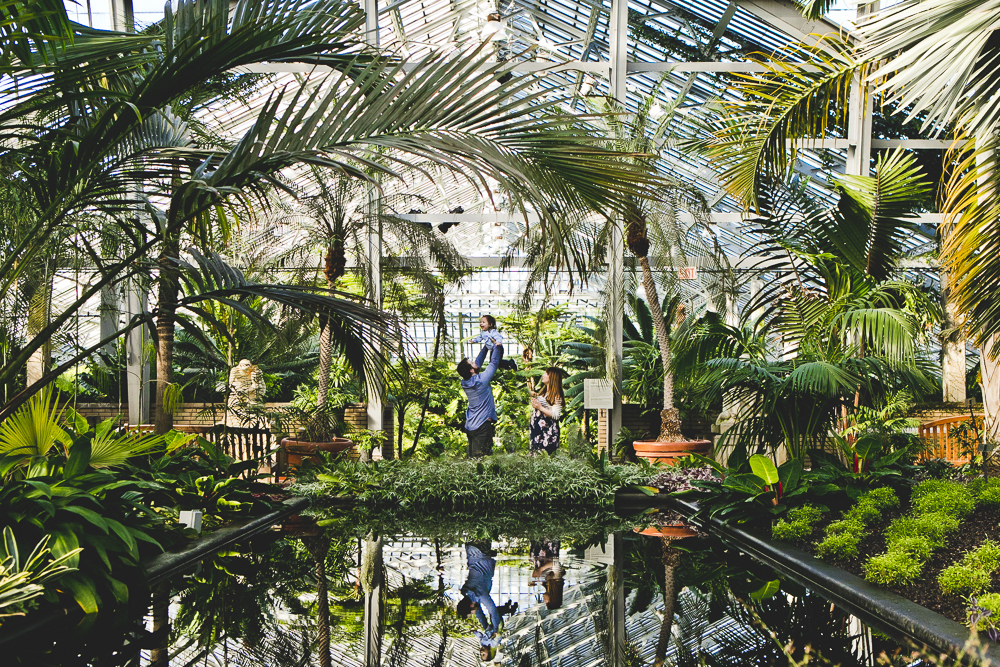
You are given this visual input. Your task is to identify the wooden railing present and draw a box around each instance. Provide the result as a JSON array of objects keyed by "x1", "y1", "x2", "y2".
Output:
[
  {"x1": 126, "y1": 423, "x2": 275, "y2": 477},
  {"x1": 918, "y1": 415, "x2": 983, "y2": 464}
]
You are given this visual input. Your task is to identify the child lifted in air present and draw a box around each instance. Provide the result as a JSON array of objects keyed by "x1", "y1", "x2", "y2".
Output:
[{"x1": 468, "y1": 315, "x2": 518, "y2": 371}]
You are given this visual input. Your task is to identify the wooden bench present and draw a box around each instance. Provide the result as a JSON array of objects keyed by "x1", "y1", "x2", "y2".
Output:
[{"x1": 918, "y1": 415, "x2": 983, "y2": 464}]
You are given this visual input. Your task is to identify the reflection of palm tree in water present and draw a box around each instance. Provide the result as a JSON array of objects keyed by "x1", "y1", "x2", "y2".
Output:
[{"x1": 655, "y1": 537, "x2": 682, "y2": 667}]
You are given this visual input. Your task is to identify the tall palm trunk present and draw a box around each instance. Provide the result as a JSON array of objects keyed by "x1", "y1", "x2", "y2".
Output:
[
  {"x1": 154, "y1": 236, "x2": 180, "y2": 435},
  {"x1": 654, "y1": 538, "x2": 681, "y2": 667},
  {"x1": 317, "y1": 318, "x2": 333, "y2": 407},
  {"x1": 305, "y1": 535, "x2": 332, "y2": 667},
  {"x1": 637, "y1": 255, "x2": 682, "y2": 441}
]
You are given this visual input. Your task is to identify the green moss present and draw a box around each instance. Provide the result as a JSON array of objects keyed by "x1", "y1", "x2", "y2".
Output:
[
  {"x1": 939, "y1": 564, "x2": 992, "y2": 596},
  {"x1": 816, "y1": 531, "x2": 860, "y2": 560},
  {"x1": 864, "y1": 551, "x2": 924, "y2": 586}
]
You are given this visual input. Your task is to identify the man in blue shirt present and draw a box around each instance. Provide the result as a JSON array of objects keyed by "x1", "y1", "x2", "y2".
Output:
[{"x1": 456, "y1": 344, "x2": 503, "y2": 457}]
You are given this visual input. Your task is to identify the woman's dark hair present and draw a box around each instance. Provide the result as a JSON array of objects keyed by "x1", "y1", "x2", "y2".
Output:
[
  {"x1": 544, "y1": 367, "x2": 564, "y2": 407},
  {"x1": 482, "y1": 314, "x2": 497, "y2": 329}
]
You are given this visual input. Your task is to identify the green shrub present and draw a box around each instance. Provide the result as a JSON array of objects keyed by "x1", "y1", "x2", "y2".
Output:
[
  {"x1": 865, "y1": 486, "x2": 900, "y2": 511},
  {"x1": 937, "y1": 539, "x2": 1000, "y2": 596},
  {"x1": 845, "y1": 501, "x2": 881, "y2": 524},
  {"x1": 913, "y1": 485, "x2": 975, "y2": 520},
  {"x1": 772, "y1": 504, "x2": 824, "y2": 543},
  {"x1": 910, "y1": 479, "x2": 952, "y2": 503},
  {"x1": 825, "y1": 519, "x2": 863, "y2": 535},
  {"x1": 864, "y1": 552, "x2": 924, "y2": 586},
  {"x1": 816, "y1": 531, "x2": 860, "y2": 560},
  {"x1": 787, "y1": 504, "x2": 823, "y2": 524},
  {"x1": 971, "y1": 593, "x2": 1000, "y2": 631},
  {"x1": 976, "y1": 479, "x2": 1000, "y2": 508},
  {"x1": 939, "y1": 564, "x2": 992, "y2": 596},
  {"x1": 885, "y1": 513, "x2": 959, "y2": 549},
  {"x1": 888, "y1": 536, "x2": 934, "y2": 561},
  {"x1": 967, "y1": 539, "x2": 1000, "y2": 571}
]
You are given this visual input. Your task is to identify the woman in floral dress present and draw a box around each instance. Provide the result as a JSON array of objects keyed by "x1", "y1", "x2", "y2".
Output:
[{"x1": 529, "y1": 367, "x2": 564, "y2": 455}]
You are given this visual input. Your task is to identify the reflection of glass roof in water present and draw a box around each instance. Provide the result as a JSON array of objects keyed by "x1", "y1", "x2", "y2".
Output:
[{"x1": 155, "y1": 530, "x2": 889, "y2": 667}]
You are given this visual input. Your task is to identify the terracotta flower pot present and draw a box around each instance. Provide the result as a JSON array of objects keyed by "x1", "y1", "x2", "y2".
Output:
[
  {"x1": 278, "y1": 437, "x2": 353, "y2": 479},
  {"x1": 634, "y1": 523, "x2": 697, "y2": 538},
  {"x1": 632, "y1": 439, "x2": 712, "y2": 466}
]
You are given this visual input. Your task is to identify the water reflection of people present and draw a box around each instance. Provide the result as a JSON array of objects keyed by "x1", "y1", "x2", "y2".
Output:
[
  {"x1": 457, "y1": 541, "x2": 516, "y2": 662},
  {"x1": 530, "y1": 540, "x2": 564, "y2": 610}
]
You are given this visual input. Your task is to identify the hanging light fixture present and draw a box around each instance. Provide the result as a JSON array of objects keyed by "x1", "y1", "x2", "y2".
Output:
[
  {"x1": 579, "y1": 75, "x2": 597, "y2": 96},
  {"x1": 481, "y1": 12, "x2": 506, "y2": 41},
  {"x1": 649, "y1": 103, "x2": 665, "y2": 120}
]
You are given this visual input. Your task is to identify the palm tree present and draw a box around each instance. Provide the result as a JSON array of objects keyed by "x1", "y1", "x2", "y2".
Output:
[
  {"x1": 594, "y1": 95, "x2": 715, "y2": 442},
  {"x1": 0, "y1": 0, "x2": 659, "y2": 431},
  {"x1": 682, "y1": 153, "x2": 938, "y2": 461}
]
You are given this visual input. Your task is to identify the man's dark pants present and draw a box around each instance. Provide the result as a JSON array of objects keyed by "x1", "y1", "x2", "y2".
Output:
[{"x1": 467, "y1": 420, "x2": 495, "y2": 458}]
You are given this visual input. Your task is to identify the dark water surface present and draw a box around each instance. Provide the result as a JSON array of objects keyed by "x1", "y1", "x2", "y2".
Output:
[{"x1": 133, "y1": 520, "x2": 916, "y2": 667}]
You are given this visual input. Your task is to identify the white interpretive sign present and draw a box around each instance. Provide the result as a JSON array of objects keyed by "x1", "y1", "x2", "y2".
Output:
[{"x1": 584, "y1": 379, "x2": 614, "y2": 409}]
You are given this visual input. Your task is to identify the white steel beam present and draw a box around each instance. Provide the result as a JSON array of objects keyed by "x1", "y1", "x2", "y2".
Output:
[
  {"x1": 734, "y1": 0, "x2": 842, "y2": 44},
  {"x1": 605, "y1": 0, "x2": 629, "y2": 454}
]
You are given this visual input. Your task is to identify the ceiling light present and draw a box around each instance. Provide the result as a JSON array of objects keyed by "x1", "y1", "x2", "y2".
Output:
[
  {"x1": 579, "y1": 75, "x2": 596, "y2": 96},
  {"x1": 649, "y1": 103, "x2": 665, "y2": 120}
]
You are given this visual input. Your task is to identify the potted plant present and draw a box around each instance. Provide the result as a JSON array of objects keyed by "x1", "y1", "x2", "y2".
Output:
[
  {"x1": 594, "y1": 93, "x2": 714, "y2": 466},
  {"x1": 273, "y1": 401, "x2": 353, "y2": 479}
]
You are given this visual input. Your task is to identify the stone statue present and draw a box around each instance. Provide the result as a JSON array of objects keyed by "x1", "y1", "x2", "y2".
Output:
[{"x1": 226, "y1": 359, "x2": 265, "y2": 427}]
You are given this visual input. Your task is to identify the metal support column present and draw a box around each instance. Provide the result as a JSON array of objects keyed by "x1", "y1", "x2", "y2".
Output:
[
  {"x1": 126, "y1": 283, "x2": 150, "y2": 425},
  {"x1": 845, "y1": 4, "x2": 874, "y2": 178},
  {"x1": 362, "y1": 0, "x2": 390, "y2": 456},
  {"x1": 107, "y1": 0, "x2": 134, "y2": 32},
  {"x1": 605, "y1": 0, "x2": 629, "y2": 454}
]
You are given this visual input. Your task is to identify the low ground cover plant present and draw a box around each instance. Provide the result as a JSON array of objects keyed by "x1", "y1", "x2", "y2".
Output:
[
  {"x1": 815, "y1": 487, "x2": 898, "y2": 560},
  {"x1": 293, "y1": 452, "x2": 654, "y2": 507},
  {"x1": 863, "y1": 480, "x2": 973, "y2": 586},
  {"x1": 772, "y1": 505, "x2": 823, "y2": 543},
  {"x1": 939, "y1": 539, "x2": 1000, "y2": 596}
]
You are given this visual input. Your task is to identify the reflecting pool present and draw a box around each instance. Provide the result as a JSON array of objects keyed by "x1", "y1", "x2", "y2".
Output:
[{"x1": 136, "y1": 520, "x2": 918, "y2": 667}]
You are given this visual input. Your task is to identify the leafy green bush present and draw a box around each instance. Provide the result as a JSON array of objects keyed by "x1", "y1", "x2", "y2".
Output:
[
  {"x1": 885, "y1": 513, "x2": 959, "y2": 549},
  {"x1": 910, "y1": 479, "x2": 952, "y2": 503},
  {"x1": 938, "y1": 539, "x2": 1000, "y2": 596},
  {"x1": 772, "y1": 504, "x2": 823, "y2": 543},
  {"x1": 975, "y1": 479, "x2": 1000, "y2": 508},
  {"x1": 864, "y1": 552, "x2": 924, "y2": 586},
  {"x1": 940, "y1": 565, "x2": 992, "y2": 597},
  {"x1": 864, "y1": 486, "x2": 901, "y2": 511},
  {"x1": 816, "y1": 531, "x2": 861, "y2": 560},
  {"x1": 864, "y1": 480, "x2": 973, "y2": 588},
  {"x1": 913, "y1": 485, "x2": 975, "y2": 520},
  {"x1": 294, "y1": 453, "x2": 654, "y2": 507},
  {"x1": 815, "y1": 487, "x2": 898, "y2": 563}
]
